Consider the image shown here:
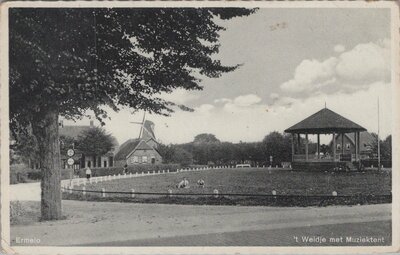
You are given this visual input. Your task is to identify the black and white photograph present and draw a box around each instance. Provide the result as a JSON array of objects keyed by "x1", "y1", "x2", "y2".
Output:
[{"x1": 0, "y1": 1, "x2": 399, "y2": 254}]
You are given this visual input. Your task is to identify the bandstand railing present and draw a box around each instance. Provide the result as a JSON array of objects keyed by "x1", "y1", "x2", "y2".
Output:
[{"x1": 293, "y1": 154, "x2": 356, "y2": 162}]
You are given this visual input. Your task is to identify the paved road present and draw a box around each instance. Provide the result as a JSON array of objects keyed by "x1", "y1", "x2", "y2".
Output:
[
  {"x1": 10, "y1": 182, "x2": 41, "y2": 201},
  {"x1": 11, "y1": 200, "x2": 391, "y2": 246},
  {"x1": 81, "y1": 220, "x2": 391, "y2": 246}
]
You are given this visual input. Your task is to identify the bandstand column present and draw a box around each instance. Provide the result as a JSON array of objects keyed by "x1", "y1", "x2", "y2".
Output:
[
  {"x1": 297, "y1": 133, "x2": 301, "y2": 154},
  {"x1": 291, "y1": 133, "x2": 295, "y2": 162},
  {"x1": 305, "y1": 134, "x2": 309, "y2": 161},
  {"x1": 341, "y1": 133, "x2": 345, "y2": 156},
  {"x1": 317, "y1": 134, "x2": 320, "y2": 159},
  {"x1": 357, "y1": 131, "x2": 360, "y2": 161},
  {"x1": 332, "y1": 133, "x2": 336, "y2": 161},
  {"x1": 354, "y1": 132, "x2": 358, "y2": 161}
]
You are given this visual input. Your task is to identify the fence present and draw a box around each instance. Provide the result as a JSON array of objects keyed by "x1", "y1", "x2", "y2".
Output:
[
  {"x1": 61, "y1": 187, "x2": 391, "y2": 199},
  {"x1": 60, "y1": 165, "x2": 246, "y2": 188}
]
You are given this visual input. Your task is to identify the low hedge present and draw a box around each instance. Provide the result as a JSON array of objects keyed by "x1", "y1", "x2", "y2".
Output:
[
  {"x1": 361, "y1": 159, "x2": 392, "y2": 168},
  {"x1": 10, "y1": 164, "x2": 76, "y2": 184},
  {"x1": 75, "y1": 164, "x2": 181, "y2": 178}
]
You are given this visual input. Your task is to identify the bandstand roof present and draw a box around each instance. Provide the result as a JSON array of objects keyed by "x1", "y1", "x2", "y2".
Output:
[{"x1": 284, "y1": 108, "x2": 367, "y2": 134}]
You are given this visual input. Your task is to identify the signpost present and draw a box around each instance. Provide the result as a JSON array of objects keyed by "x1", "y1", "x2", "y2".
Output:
[{"x1": 67, "y1": 149, "x2": 75, "y2": 186}]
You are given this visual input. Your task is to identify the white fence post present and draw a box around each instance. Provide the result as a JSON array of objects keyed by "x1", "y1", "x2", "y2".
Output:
[
  {"x1": 168, "y1": 189, "x2": 173, "y2": 197},
  {"x1": 102, "y1": 188, "x2": 106, "y2": 198},
  {"x1": 131, "y1": 189, "x2": 135, "y2": 198},
  {"x1": 332, "y1": 191, "x2": 338, "y2": 197},
  {"x1": 82, "y1": 186, "x2": 86, "y2": 196},
  {"x1": 272, "y1": 190, "x2": 277, "y2": 196},
  {"x1": 69, "y1": 186, "x2": 73, "y2": 194}
]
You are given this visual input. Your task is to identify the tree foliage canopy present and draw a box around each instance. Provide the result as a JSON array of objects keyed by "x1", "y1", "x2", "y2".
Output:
[
  {"x1": 76, "y1": 127, "x2": 116, "y2": 157},
  {"x1": 193, "y1": 133, "x2": 220, "y2": 144},
  {"x1": 10, "y1": 8, "x2": 255, "y2": 136}
]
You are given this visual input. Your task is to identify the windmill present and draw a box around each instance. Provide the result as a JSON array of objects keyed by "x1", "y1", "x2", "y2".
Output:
[{"x1": 130, "y1": 112, "x2": 156, "y2": 141}]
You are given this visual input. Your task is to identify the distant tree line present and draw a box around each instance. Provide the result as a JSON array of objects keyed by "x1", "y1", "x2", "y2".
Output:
[{"x1": 159, "y1": 132, "x2": 294, "y2": 167}]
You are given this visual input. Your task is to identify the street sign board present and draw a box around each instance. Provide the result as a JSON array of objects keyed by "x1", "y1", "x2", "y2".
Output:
[
  {"x1": 67, "y1": 158, "x2": 75, "y2": 166},
  {"x1": 67, "y1": 149, "x2": 75, "y2": 157}
]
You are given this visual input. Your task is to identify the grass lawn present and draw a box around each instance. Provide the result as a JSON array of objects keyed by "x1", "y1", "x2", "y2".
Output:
[{"x1": 64, "y1": 168, "x2": 391, "y2": 206}]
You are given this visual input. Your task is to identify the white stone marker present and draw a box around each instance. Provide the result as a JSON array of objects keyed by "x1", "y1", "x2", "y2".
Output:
[
  {"x1": 213, "y1": 189, "x2": 219, "y2": 198},
  {"x1": 332, "y1": 191, "x2": 338, "y2": 196},
  {"x1": 69, "y1": 186, "x2": 73, "y2": 194},
  {"x1": 272, "y1": 190, "x2": 277, "y2": 196},
  {"x1": 131, "y1": 189, "x2": 135, "y2": 198},
  {"x1": 168, "y1": 189, "x2": 173, "y2": 197},
  {"x1": 102, "y1": 188, "x2": 106, "y2": 198},
  {"x1": 82, "y1": 187, "x2": 86, "y2": 196}
]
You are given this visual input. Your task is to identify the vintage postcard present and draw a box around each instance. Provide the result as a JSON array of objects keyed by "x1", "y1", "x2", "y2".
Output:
[{"x1": 0, "y1": 1, "x2": 399, "y2": 254}]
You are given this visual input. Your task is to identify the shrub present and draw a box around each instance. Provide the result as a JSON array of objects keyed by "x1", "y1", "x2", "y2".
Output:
[
  {"x1": 27, "y1": 170, "x2": 41, "y2": 180},
  {"x1": 361, "y1": 159, "x2": 392, "y2": 168},
  {"x1": 10, "y1": 162, "x2": 80, "y2": 184}
]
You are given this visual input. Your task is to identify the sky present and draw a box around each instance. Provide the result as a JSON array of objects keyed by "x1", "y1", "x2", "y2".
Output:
[{"x1": 63, "y1": 8, "x2": 393, "y2": 146}]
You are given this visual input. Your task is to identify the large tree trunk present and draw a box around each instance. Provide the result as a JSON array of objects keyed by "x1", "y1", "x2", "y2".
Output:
[{"x1": 32, "y1": 110, "x2": 62, "y2": 220}]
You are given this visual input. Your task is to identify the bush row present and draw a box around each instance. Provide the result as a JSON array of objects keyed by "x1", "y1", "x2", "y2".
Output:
[
  {"x1": 361, "y1": 159, "x2": 392, "y2": 168},
  {"x1": 10, "y1": 164, "x2": 76, "y2": 184}
]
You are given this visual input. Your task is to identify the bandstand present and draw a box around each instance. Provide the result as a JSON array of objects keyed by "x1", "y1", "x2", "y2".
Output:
[{"x1": 284, "y1": 108, "x2": 367, "y2": 171}]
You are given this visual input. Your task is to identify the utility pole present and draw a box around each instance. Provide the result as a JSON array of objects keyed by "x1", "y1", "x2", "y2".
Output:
[{"x1": 378, "y1": 98, "x2": 381, "y2": 171}]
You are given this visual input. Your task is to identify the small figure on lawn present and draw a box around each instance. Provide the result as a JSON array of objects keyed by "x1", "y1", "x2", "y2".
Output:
[
  {"x1": 123, "y1": 164, "x2": 128, "y2": 174},
  {"x1": 197, "y1": 179, "x2": 205, "y2": 188},
  {"x1": 177, "y1": 177, "x2": 190, "y2": 189},
  {"x1": 85, "y1": 167, "x2": 92, "y2": 180}
]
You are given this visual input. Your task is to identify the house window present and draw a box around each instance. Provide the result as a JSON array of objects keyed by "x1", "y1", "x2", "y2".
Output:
[
  {"x1": 133, "y1": 156, "x2": 139, "y2": 163},
  {"x1": 142, "y1": 156, "x2": 148, "y2": 163},
  {"x1": 87, "y1": 161, "x2": 91, "y2": 167},
  {"x1": 346, "y1": 143, "x2": 351, "y2": 150},
  {"x1": 337, "y1": 144, "x2": 341, "y2": 150},
  {"x1": 104, "y1": 160, "x2": 107, "y2": 167}
]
